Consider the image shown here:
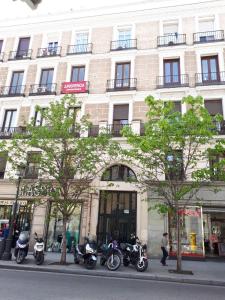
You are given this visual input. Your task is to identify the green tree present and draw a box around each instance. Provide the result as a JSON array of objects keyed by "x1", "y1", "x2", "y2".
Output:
[
  {"x1": 6, "y1": 95, "x2": 119, "y2": 264},
  {"x1": 123, "y1": 95, "x2": 215, "y2": 273}
]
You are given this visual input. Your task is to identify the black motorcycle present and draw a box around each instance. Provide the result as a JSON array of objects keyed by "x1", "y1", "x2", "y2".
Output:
[
  {"x1": 100, "y1": 240, "x2": 122, "y2": 271},
  {"x1": 14, "y1": 231, "x2": 29, "y2": 264},
  {"x1": 120, "y1": 235, "x2": 148, "y2": 272},
  {"x1": 74, "y1": 237, "x2": 97, "y2": 269}
]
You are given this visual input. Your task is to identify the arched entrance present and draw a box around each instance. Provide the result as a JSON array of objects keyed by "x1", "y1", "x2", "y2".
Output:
[{"x1": 97, "y1": 164, "x2": 137, "y2": 245}]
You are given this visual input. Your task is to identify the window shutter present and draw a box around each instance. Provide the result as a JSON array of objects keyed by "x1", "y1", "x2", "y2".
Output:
[
  {"x1": 113, "y1": 104, "x2": 129, "y2": 120},
  {"x1": 205, "y1": 99, "x2": 223, "y2": 115}
]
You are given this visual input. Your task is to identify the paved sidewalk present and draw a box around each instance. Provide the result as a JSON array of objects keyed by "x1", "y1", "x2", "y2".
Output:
[{"x1": 0, "y1": 253, "x2": 225, "y2": 287}]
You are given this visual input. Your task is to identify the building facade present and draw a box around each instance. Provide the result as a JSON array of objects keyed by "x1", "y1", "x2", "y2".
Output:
[{"x1": 0, "y1": 0, "x2": 225, "y2": 258}]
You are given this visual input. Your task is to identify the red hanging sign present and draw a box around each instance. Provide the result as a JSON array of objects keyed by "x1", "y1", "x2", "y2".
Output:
[{"x1": 61, "y1": 81, "x2": 87, "y2": 94}]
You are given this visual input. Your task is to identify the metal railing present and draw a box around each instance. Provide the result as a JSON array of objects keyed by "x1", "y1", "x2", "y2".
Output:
[
  {"x1": 193, "y1": 30, "x2": 224, "y2": 44},
  {"x1": 29, "y1": 83, "x2": 57, "y2": 95},
  {"x1": 157, "y1": 34, "x2": 186, "y2": 47},
  {"x1": 88, "y1": 125, "x2": 99, "y2": 137},
  {"x1": 107, "y1": 123, "x2": 131, "y2": 137},
  {"x1": 67, "y1": 43, "x2": 92, "y2": 55},
  {"x1": 24, "y1": 166, "x2": 39, "y2": 179},
  {"x1": 110, "y1": 39, "x2": 137, "y2": 51},
  {"x1": 195, "y1": 72, "x2": 225, "y2": 86},
  {"x1": 37, "y1": 46, "x2": 61, "y2": 57},
  {"x1": 156, "y1": 74, "x2": 189, "y2": 88},
  {"x1": 8, "y1": 49, "x2": 32, "y2": 60},
  {"x1": 0, "y1": 127, "x2": 27, "y2": 139},
  {"x1": 0, "y1": 85, "x2": 26, "y2": 97},
  {"x1": 106, "y1": 78, "x2": 137, "y2": 92}
]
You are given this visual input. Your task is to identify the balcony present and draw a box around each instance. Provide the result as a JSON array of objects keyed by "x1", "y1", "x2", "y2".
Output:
[
  {"x1": 110, "y1": 39, "x2": 137, "y2": 51},
  {"x1": 67, "y1": 43, "x2": 92, "y2": 55},
  {"x1": 193, "y1": 30, "x2": 224, "y2": 44},
  {"x1": 0, "y1": 85, "x2": 26, "y2": 97},
  {"x1": 195, "y1": 72, "x2": 225, "y2": 86},
  {"x1": 214, "y1": 120, "x2": 225, "y2": 135},
  {"x1": 29, "y1": 83, "x2": 57, "y2": 96},
  {"x1": 37, "y1": 46, "x2": 61, "y2": 58},
  {"x1": 88, "y1": 125, "x2": 100, "y2": 137},
  {"x1": 24, "y1": 166, "x2": 39, "y2": 179},
  {"x1": 107, "y1": 123, "x2": 131, "y2": 137},
  {"x1": 0, "y1": 52, "x2": 5, "y2": 62},
  {"x1": 156, "y1": 74, "x2": 189, "y2": 89},
  {"x1": 106, "y1": 78, "x2": 137, "y2": 92},
  {"x1": 61, "y1": 81, "x2": 89, "y2": 94},
  {"x1": 8, "y1": 49, "x2": 32, "y2": 60},
  {"x1": 157, "y1": 34, "x2": 186, "y2": 47},
  {"x1": 0, "y1": 127, "x2": 27, "y2": 139}
]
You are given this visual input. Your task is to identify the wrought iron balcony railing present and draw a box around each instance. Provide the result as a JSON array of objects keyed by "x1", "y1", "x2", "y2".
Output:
[
  {"x1": 156, "y1": 74, "x2": 189, "y2": 88},
  {"x1": 106, "y1": 78, "x2": 137, "y2": 92},
  {"x1": 8, "y1": 49, "x2": 32, "y2": 60},
  {"x1": 195, "y1": 72, "x2": 225, "y2": 86},
  {"x1": 0, "y1": 127, "x2": 27, "y2": 139},
  {"x1": 157, "y1": 34, "x2": 186, "y2": 47},
  {"x1": 29, "y1": 83, "x2": 57, "y2": 95},
  {"x1": 193, "y1": 30, "x2": 224, "y2": 44},
  {"x1": 24, "y1": 166, "x2": 39, "y2": 179},
  {"x1": 0, "y1": 85, "x2": 26, "y2": 97},
  {"x1": 110, "y1": 39, "x2": 137, "y2": 51},
  {"x1": 67, "y1": 43, "x2": 92, "y2": 55},
  {"x1": 37, "y1": 46, "x2": 61, "y2": 57},
  {"x1": 88, "y1": 125, "x2": 100, "y2": 137},
  {"x1": 107, "y1": 123, "x2": 131, "y2": 137},
  {"x1": 213, "y1": 120, "x2": 225, "y2": 135}
]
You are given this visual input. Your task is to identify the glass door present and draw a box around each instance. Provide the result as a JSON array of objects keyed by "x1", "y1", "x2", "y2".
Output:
[
  {"x1": 9, "y1": 71, "x2": 24, "y2": 95},
  {"x1": 201, "y1": 56, "x2": 219, "y2": 83},
  {"x1": 115, "y1": 63, "x2": 130, "y2": 88},
  {"x1": 17, "y1": 37, "x2": 30, "y2": 57},
  {"x1": 164, "y1": 59, "x2": 180, "y2": 86}
]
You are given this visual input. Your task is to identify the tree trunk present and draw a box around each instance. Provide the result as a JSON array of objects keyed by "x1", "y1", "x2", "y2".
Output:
[
  {"x1": 60, "y1": 216, "x2": 67, "y2": 265},
  {"x1": 176, "y1": 209, "x2": 182, "y2": 272}
]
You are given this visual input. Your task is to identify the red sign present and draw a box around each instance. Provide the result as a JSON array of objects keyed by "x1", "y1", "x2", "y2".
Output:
[
  {"x1": 61, "y1": 81, "x2": 87, "y2": 94},
  {"x1": 178, "y1": 209, "x2": 201, "y2": 217}
]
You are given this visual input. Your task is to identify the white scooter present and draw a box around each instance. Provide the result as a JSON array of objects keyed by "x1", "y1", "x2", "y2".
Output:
[{"x1": 33, "y1": 232, "x2": 45, "y2": 265}]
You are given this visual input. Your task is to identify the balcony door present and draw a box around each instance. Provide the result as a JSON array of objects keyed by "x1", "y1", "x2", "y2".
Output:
[
  {"x1": 40, "y1": 68, "x2": 54, "y2": 91},
  {"x1": 112, "y1": 104, "x2": 129, "y2": 136},
  {"x1": 201, "y1": 56, "x2": 219, "y2": 83},
  {"x1": 17, "y1": 37, "x2": 30, "y2": 57},
  {"x1": 71, "y1": 66, "x2": 85, "y2": 82},
  {"x1": 9, "y1": 71, "x2": 24, "y2": 95},
  {"x1": 118, "y1": 29, "x2": 132, "y2": 48},
  {"x1": 115, "y1": 62, "x2": 130, "y2": 88},
  {"x1": 2, "y1": 110, "x2": 17, "y2": 132},
  {"x1": 164, "y1": 59, "x2": 180, "y2": 86}
]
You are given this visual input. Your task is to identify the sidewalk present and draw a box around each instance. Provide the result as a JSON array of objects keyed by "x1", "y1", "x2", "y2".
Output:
[{"x1": 0, "y1": 253, "x2": 225, "y2": 287}]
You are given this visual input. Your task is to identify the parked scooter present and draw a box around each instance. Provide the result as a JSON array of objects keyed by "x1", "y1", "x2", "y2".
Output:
[
  {"x1": 74, "y1": 237, "x2": 97, "y2": 269},
  {"x1": 100, "y1": 240, "x2": 122, "y2": 271},
  {"x1": 33, "y1": 232, "x2": 45, "y2": 265},
  {"x1": 120, "y1": 234, "x2": 148, "y2": 272},
  {"x1": 14, "y1": 231, "x2": 29, "y2": 264}
]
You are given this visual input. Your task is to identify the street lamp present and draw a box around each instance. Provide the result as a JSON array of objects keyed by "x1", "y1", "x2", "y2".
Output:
[{"x1": 1, "y1": 167, "x2": 25, "y2": 260}]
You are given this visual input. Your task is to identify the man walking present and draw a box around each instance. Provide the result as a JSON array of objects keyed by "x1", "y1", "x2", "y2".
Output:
[{"x1": 160, "y1": 232, "x2": 169, "y2": 266}]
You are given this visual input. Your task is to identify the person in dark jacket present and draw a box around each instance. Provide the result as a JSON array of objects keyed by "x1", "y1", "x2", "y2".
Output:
[
  {"x1": 160, "y1": 232, "x2": 169, "y2": 266},
  {"x1": 3, "y1": 224, "x2": 9, "y2": 239}
]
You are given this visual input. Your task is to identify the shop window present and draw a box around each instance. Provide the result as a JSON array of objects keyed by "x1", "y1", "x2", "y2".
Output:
[
  {"x1": 0, "y1": 152, "x2": 7, "y2": 179},
  {"x1": 101, "y1": 164, "x2": 137, "y2": 182},
  {"x1": 165, "y1": 150, "x2": 184, "y2": 181},
  {"x1": 24, "y1": 151, "x2": 41, "y2": 179}
]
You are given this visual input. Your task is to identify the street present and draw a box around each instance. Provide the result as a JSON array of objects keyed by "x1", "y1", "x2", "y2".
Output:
[{"x1": 0, "y1": 269, "x2": 224, "y2": 300}]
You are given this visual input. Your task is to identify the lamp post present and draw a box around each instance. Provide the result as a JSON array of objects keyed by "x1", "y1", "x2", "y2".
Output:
[{"x1": 2, "y1": 168, "x2": 25, "y2": 260}]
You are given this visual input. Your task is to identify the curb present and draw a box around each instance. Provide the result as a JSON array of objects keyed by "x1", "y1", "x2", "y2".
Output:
[{"x1": 0, "y1": 263, "x2": 225, "y2": 287}]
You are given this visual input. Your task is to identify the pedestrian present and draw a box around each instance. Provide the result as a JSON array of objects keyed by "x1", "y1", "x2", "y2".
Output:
[
  {"x1": 3, "y1": 224, "x2": 9, "y2": 239},
  {"x1": 160, "y1": 232, "x2": 169, "y2": 266}
]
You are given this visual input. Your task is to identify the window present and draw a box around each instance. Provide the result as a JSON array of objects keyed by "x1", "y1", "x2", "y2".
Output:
[
  {"x1": 199, "y1": 19, "x2": 215, "y2": 42},
  {"x1": 75, "y1": 32, "x2": 89, "y2": 53},
  {"x1": 163, "y1": 23, "x2": 178, "y2": 35},
  {"x1": 9, "y1": 71, "x2": 24, "y2": 94},
  {"x1": 118, "y1": 29, "x2": 132, "y2": 48},
  {"x1": 201, "y1": 56, "x2": 219, "y2": 82},
  {"x1": 115, "y1": 62, "x2": 130, "y2": 88},
  {"x1": 112, "y1": 104, "x2": 129, "y2": 136},
  {"x1": 165, "y1": 101, "x2": 182, "y2": 113},
  {"x1": 25, "y1": 152, "x2": 41, "y2": 179},
  {"x1": 48, "y1": 42, "x2": 58, "y2": 54},
  {"x1": 165, "y1": 150, "x2": 184, "y2": 180},
  {"x1": 209, "y1": 151, "x2": 225, "y2": 181},
  {"x1": 164, "y1": 59, "x2": 180, "y2": 85},
  {"x1": 34, "y1": 108, "x2": 46, "y2": 126},
  {"x1": 0, "y1": 152, "x2": 7, "y2": 179},
  {"x1": 204, "y1": 99, "x2": 223, "y2": 117},
  {"x1": 0, "y1": 40, "x2": 3, "y2": 53},
  {"x1": 101, "y1": 164, "x2": 137, "y2": 181},
  {"x1": 17, "y1": 37, "x2": 30, "y2": 57},
  {"x1": 71, "y1": 66, "x2": 85, "y2": 82},
  {"x1": 40, "y1": 68, "x2": 54, "y2": 91},
  {"x1": 2, "y1": 110, "x2": 17, "y2": 131},
  {"x1": 199, "y1": 19, "x2": 214, "y2": 32}
]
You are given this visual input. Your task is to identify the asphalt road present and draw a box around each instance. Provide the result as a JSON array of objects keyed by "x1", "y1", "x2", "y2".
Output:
[{"x1": 0, "y1": 269, "x2": 225, "y2": 300}]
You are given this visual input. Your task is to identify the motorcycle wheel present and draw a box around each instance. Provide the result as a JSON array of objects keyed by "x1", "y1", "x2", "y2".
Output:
[
  {"x1": 100, "y1": 256, "x2": 106, "y2": 266},
  {"x1": 85, "y1": 258, "x2": 97, "y2": 270},
  {"x1": 106, "y1": 254, "x2": 121, "y2": 271},
  {"x1": 135, "y1": 258, "x2": 148, "y2": 272},
  {"x1": 36, "y1": 253, "x2": 44, "y2": 265},
  {"x1": 123, "y1": 256, "x2": 130, "y2": 267},
  {"x1": 16, "y1": 250, "x2": 25, "y2": 264}
]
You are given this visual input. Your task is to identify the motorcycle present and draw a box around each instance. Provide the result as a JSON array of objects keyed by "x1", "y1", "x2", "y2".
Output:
[
  {"x1": 100, "y1": 240, "x2": 122, "y2": 271},
  {"x1": 33, "y1": 232, "x2": 45, "y2": 265},
  {"x1": 74, "y1": 237, "x2": 97, "y2": 269},
  {"x1": 14, "y1": 231, "x2": 29, "y2": 264},
  {"x1": 120, "y1": 235, "x2": 148, "y2": 272}
]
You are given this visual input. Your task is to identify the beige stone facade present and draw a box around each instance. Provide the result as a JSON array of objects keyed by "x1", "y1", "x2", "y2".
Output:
[{"x1": 88, "y1": 59, "x2": 111, "y2": 94}]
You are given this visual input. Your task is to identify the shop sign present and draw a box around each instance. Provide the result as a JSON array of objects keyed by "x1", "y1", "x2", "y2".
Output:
[
  {"x1": 0, "y1": 200, "x2": 27, "y2": 206},
  {"x1": 178, "y1": 208, "x2": 201, "y2": 217},
  {"x1": 61, "y1": 81, "x2": 87, "y2": 94}
]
